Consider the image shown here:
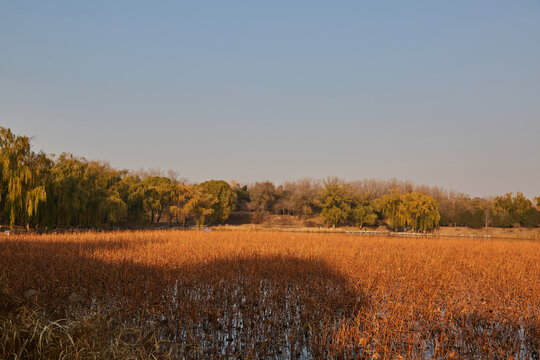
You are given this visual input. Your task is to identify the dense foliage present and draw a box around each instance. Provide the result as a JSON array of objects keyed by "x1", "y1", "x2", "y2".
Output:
[
  {"x1": 0, "y1": 127, "x2": 235, "y2": 228},
  {"x1": 1, "y1": 126, "x2": 539, "y2": 230},
  {"x1": 380, "y1": 190, "x2": 440, "y2": 232}
]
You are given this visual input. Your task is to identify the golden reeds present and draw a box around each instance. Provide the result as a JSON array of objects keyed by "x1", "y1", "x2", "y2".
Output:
[{"x1": 1, "y1": 230, "x2": 538, "y2": 359}]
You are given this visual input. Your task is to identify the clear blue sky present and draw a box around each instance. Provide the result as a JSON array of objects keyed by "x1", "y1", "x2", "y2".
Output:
[{"x1": 1, "y1": 1, "x2": 539, "y2": 197}]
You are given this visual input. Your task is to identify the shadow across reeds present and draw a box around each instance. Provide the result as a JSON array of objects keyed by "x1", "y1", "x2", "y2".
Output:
[{"x1": 1, "y1": 236, "x2": 366, "y2": 359}]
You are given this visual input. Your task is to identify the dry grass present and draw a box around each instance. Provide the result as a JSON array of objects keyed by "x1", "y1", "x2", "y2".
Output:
[
  {"x1": 436, "y1": 226, "x2": 540, "y2": 240},
  {"x1": 1, "y1": 230, "x2": 539, "y2": 359}
]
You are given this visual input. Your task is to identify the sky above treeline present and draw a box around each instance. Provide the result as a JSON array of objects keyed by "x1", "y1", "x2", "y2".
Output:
[{"x1": 1, "y1": 1, "x2": 539, "y2": 198}]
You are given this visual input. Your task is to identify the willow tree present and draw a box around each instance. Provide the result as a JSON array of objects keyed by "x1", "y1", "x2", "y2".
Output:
[
  {"x1": 402, "y1": 192, "x2": 440, "y2": 232},
  {"x1": 100, "y1": 170, "x2": 128, "y2": 225},
  {"x1": 380, "y1": 190, "x2": 407, "y2": 231},
  {"x1": 0, "y1": 127, "x2": 48, "y2": 228},
  {"x1": 170, "y1": 183, "x2": 194, "y2": 226},
  {"x1": 381, "y1": 190, "x2": 440, "y2": 232},
  {"x1": 50, "y1": 153, "x2": 90, "y2": 226},
  {"x1": 117, "y1": 175, "x2": 152, "y2": 225},
  {"x1": 49, "y1": 153, "x2": 130, "y2": 227},
  {"x1": 183, "y1": 187, "x2": 216, "y2": 226},
  {"x1": 320, "y1": 182, "x2": 351, "y2": 227},
  {"x1": 25, "y1": 152, "x2": 52, "y2": 227}
]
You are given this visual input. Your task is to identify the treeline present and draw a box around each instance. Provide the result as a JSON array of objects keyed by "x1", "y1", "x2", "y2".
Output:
[
  {"x1": 1, "y1": 126, "x2": 539, "y2": 231},
  {"x1": 242, "y1": 179, "x2": 440, "y2": 231},
  {"x1": 243, "y1": 179, "x2": 540, "y2": 230},
  {"x1": 0, "y1": 126, "x2": 236, "y2": 229}
]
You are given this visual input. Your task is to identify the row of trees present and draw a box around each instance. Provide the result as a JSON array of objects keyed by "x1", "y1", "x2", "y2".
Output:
[
  {"x1": 242, "y1": 179, "x2": 540, "y2": 230},
  {"x1": 0, "y1": 126, "x2": 237, "y2": 228},
  {"x1": 243, "y1": 178, "x2": 440, "y2": 231},
  {"x1": 426, "y1": 190, "x2": 540, "y2": 229},
  {"x1": 2, "y1": 126, "x2": 539, "y2": 230}
]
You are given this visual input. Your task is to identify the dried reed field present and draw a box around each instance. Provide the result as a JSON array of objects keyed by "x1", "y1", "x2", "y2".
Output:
[{"x1": 1, "y1": 230, "x2": 539, "y2": 359}]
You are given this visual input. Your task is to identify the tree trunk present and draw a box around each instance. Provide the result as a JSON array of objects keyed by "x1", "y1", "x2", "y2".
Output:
[{"x1": 483, "y1": 210, "x2": 490, "y2": 229}]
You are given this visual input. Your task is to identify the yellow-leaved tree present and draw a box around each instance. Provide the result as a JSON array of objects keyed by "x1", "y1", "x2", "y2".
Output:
[{"x1": 381, "y1": 190, "x2": 440, "y2": 232}]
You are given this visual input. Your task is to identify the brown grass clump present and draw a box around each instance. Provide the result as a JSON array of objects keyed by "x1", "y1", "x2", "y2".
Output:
[{"x1": 1, "y1": 230, "x2": 539, "y2": 359}]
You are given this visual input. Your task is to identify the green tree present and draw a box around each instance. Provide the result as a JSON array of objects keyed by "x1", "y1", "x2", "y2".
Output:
[
  {"x1": 30, "y1": 152, "x2": 55, "y2": 228},
  {"x1": 349, "y1": 203, "x2": 377, "y2": 228},
  {"x1": 0, "y1": 127, "x2": 49, "y2": 228},
  {"x1": 141, "y1": 177, "x2": 177, "y2": 224},
  {"x1": 199, "y1": 180, "x2": 237, "y2": 225},
  {"x1": 116, "y1": 176, "x2": 151, "y2": 225},
  {"x1": 380, "y1": 190, "x2": 406, "y2": 231},
  {"x1": 49, "y1": 154, "x2": 129, "y2": 227},
  {"x1": 170, "y1": 183, "x2": 194, "y2": 225},
  {"x1": 380, "y1": 190, "x2": 440, "y2": 232},
  {"x1": 402, "y1": 192, "x2": 440, "y2": 232},
  {"x1": 494, "y1": 192, "x2": 535, "y2": 227},
  {"x1": 320, "y1": 181, "x2": 350, "y2": 227},
  {"x1": 183, "y1": 187, "x2": 216, "y2": 226},
  {"x1": 50, "y1": 153, "x2": 89, "y2": 226}
]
